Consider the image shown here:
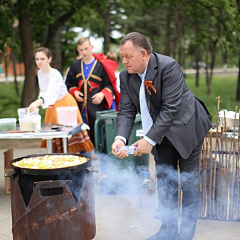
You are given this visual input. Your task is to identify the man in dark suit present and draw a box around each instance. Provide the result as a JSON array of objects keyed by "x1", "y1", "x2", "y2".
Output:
[{"x1": 111, "y1": 32, "x2": 212, "y2": 240}]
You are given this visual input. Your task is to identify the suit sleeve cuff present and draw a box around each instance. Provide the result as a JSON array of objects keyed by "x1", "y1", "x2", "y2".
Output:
[
  {"x1": 144, "y1": 136, "x2": 156, "y2": 146},
  {"x1": 115, "y1": 136, "x2": 126, "y2": 144}
]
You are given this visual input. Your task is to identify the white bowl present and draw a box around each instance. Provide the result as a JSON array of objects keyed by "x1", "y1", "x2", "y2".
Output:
[{"x1": 219, "y1": 110, "x2": 239, "y2": 129}]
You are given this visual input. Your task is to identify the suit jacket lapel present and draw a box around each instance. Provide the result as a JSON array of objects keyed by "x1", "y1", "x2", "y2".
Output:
[{"x1": 127, "y1": 54, "x2": 158, "y2": 111}]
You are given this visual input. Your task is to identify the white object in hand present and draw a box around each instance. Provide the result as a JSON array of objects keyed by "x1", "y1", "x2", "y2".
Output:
[{"x1": 117, "y1": 146, "x2": 136, "y2": 154}]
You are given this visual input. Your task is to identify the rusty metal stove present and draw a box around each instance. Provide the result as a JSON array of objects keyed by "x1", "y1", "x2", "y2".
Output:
[{"x1": 10, "y1": 154, "x2": 96, "y2": 240}]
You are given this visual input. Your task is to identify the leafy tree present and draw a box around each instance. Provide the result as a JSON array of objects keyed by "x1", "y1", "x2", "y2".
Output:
[
  {"x1": 78, "y1": 0, "x2": 129, "y2": 53},
  {"x1": 17, "y1": 0, "x2": 38, "y2": 107},
  {"x1": 0, "y1": 0, "x2": 14, "y2": 51},
  {"x1": 179, "y1": 0, "x2": 238, "y2": 95},
  {"x1": 1, "y1": 0, "x2": 240, "y2": 105},
  {"x1": 11, "y1": 0, "x2": 94, "y2": 107}
]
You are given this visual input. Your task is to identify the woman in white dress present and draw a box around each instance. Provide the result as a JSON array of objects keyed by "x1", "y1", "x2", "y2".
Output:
[{"x1": 28, "y1": 47, "x2": 94, "y2": 153}]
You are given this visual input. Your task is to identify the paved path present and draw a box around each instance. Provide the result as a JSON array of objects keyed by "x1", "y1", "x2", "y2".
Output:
[{"x1": 0, "y1": 146, "x2": 240, "y2": 240}]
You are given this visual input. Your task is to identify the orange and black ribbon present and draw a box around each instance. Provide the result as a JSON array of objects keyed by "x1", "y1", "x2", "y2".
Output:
[{"x1": 144, "y1": 80, "x2": 157, "y2": 95}]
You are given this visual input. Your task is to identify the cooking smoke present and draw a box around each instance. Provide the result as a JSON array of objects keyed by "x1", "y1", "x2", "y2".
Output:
[{"x1": 91, "y1": 152, "x2": 201, "y2": 237}]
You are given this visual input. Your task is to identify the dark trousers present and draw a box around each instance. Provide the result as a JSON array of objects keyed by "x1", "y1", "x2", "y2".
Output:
[{"x1": 155, "y1": 137, "x2": 203, "y2": 237}]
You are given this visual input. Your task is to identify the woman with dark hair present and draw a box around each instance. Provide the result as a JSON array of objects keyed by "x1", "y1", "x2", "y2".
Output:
[{"x1": 28, "y1": 47, "x2": 94, "y2": 153}]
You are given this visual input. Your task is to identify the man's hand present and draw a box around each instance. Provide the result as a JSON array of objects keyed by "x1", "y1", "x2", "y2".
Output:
[
  {"x1": 74, "y1": 91, "x2": 84, "y2": 102},
  {"x1": 92, "y1": 92, "x2": 104, "y2": 105},
  {"x1": 133, "y1": 138, "x2": 153, "y2": 156},
  {"x1": 112, "y1": 139, "x2": 128, "y2": 159}
]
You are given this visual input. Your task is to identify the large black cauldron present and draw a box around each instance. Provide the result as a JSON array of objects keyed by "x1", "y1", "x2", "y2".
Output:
[
  {"x1": 10, "y1": 153, "x2": 96, "y2": 240},
  {"x1": 10, "y1": 153, "x2": 91, "y2": 207}
]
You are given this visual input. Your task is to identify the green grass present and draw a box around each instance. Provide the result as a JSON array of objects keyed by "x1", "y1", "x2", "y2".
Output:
[
  {"x1": 0, "y1": 74, "x2": 239, "y2": 124},
  {"x1": 0, "y1": 82, "x2": 45, "y2": 121},
  {"x1": 185, "y1": 74, "x2": 239, "y2": 123},
  {"x1": 0, "y1": 82, "x2": 23, "y2": 119}
]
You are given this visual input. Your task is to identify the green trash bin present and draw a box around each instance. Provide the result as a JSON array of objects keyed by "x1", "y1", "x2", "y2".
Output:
[{"x1": 94, "y1": 110, "x2": 149, "y2": 172}]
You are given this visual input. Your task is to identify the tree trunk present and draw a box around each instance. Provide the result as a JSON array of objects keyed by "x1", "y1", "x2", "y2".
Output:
[
  {"x1": 195, "y1": 50, "x2": 200, "y2": 87},
  {"x1": 18, "y1": 0, "x2": 38, "y2": 107},
  {"x1": 205, "y1": 41, "x2": 211, "y2": 95},
  {"x1": 178, "y1": 25, "x2": 184, "y2": 71},
  {"x1": 194, "y1": 26, "x2": 200, "y2": 87},
  {"x1": 164, "y1": 2, "x2": 172, "y2": 56},
  {"x1": 222, "y1": 45, "x2": 227, "y2": 71},
  {"x1": 236, "y1": 0, "x2": 240, "y2": 9},
  {"x1": 209, "y1": 41, "x2": 218, "y2": 85},
  {"x1": 44, "y1": 8, "x2": 78, "y2": 50},
  {"x1": 208, "y1": 24, "x2": 220, "y2": 95},
  {"x1": 45, "y1": 25, "x2": 55, "y2": 49},
  {"x1": 54, "y1": 28, "x2": 62, "y2": 73},
  {"x1": 10, "y1": 50, "x2": 20, "y2": 97},
  {"x1": 172, "y1": 9, "x2": 180, "y2": 60},
  {"x1": 4, "y1": 53, "x2": 8, "y2": 83},
  {"x1": 103, "y1": 1, "x2": 111, "y2": 54}
]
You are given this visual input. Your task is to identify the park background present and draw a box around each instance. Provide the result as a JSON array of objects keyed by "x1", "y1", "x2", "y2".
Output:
[
  {"x1": 1, "y1": 2, "x2": 240, "y2": 239},
  {"x1": 0, "y1": 0, "x2": 240, "y2": 123}
]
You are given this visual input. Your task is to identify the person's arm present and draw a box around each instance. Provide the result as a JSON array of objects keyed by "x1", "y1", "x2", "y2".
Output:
[
  {"x1": 115, "y1": 71, "x2": 138, "y2": 142},
  {"x1": 94, "y1": 63, "x2": 114, "y2": 108},
  {"x1": 28, "y1": 98, "x2": 43, "y2": 112},
  {"x1": 65, "y1": 60, "x2": 81, "y2": 96},
  {"x1": 65, "y1": 60, "x2": 84, "y2": 102}
]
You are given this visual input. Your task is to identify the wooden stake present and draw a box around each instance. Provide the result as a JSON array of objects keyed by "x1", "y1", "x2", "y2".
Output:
[
  {"x1": 209, "y1": 131, "x2": 213, "y2": 218},
  {"x1": 212, "y1": 96, "x2": 221, "y2": 217}
]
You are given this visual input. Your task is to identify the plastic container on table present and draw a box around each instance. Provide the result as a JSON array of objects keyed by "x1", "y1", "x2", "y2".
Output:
[
  {"x1": 56, "y1": 106, "x2": 78, "y2": 126},
  {"x1": 18, "y1": 108, "x2": 39, "y2": 118},
  {"x1": 0, "y1": 118, "x2": 17, "y2": 132},
  {"x1": 19, "y1": 115, "x2": 41, "y2": 131}
]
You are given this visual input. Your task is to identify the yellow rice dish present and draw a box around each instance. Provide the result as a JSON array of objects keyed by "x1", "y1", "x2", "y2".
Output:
[{"x1": 12, "y1": 155, "x2": 88, "y2": 169}]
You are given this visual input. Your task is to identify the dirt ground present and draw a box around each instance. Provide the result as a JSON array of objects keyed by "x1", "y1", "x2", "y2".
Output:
[{"x1": 0, "y1": 139, "x2": 43, "y2": 150}]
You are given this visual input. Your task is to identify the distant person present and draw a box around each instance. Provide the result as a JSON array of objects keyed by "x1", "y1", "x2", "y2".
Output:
[
  {"x1": 106, "y1": 51, "x2": 120, "y2": 91},
  {"x1": 106, "y1": 51, "x2": 118, "y2": 63},
  {"x1": 111, "y1": 32, "x2": 212, "y2": 240},
  {"x1": 65, "y1": 37, "x2": 120, "y2": 145},
  {"x1": 28, "y1": 47, "x2": 94, "y2": 153}
]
